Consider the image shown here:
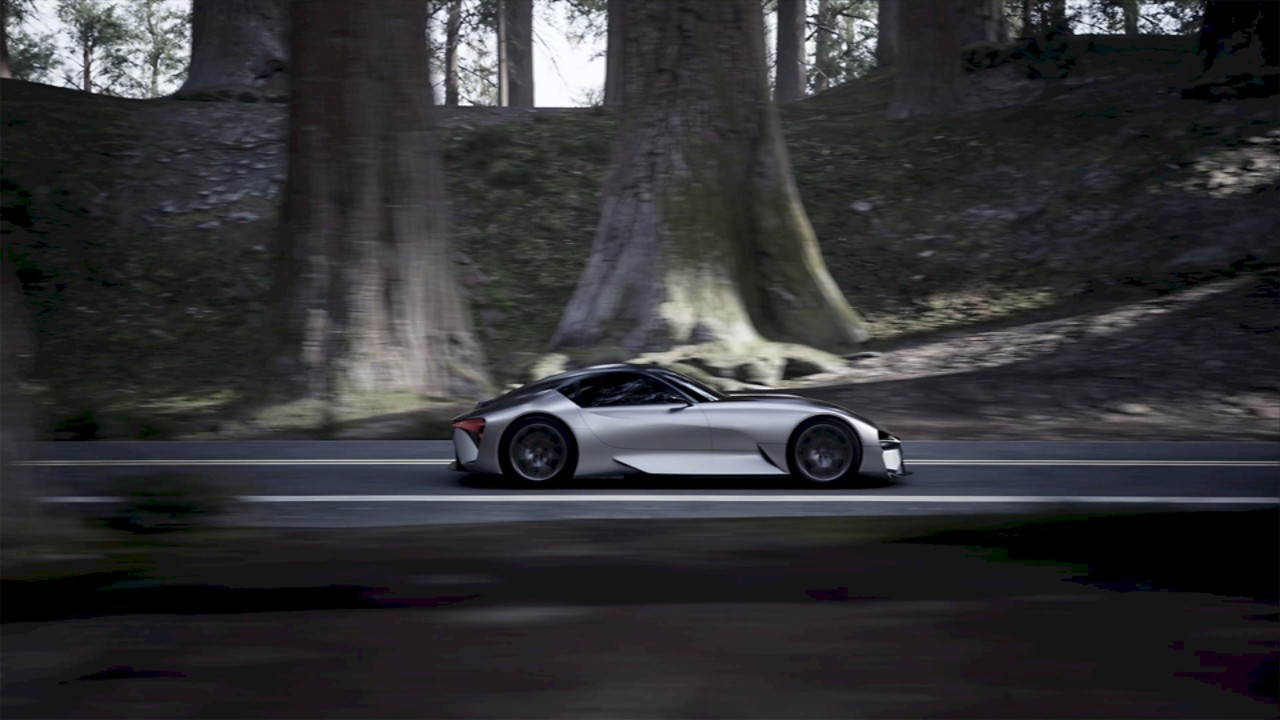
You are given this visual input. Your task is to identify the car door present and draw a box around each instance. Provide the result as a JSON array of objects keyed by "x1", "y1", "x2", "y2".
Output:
[{"x1": 573, "y1": 372, "x2": 711, "y2": 451}]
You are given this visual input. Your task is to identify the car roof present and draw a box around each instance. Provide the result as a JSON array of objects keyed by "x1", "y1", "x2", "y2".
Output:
[{"x1": 534, "y1": 363, "x2": 657, "y2": 384}]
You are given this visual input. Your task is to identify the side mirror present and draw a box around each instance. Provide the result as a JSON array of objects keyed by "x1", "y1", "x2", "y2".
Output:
[{"x1": 666, "y1": 395, "x2": 691, "y2": 409}]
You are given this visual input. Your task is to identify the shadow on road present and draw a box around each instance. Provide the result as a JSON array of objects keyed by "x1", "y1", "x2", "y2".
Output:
[{"x1": 456, "y1": 472, "x2": 899, "y2": 491}]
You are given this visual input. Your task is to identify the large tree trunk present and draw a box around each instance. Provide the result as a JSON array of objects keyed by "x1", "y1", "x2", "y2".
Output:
[
  {"x1": 271, "y1": 0, "x2": 488, "y2": 423},
  {"x1": 175, "y1": 0, "x2": 288, "y2": 102},
  {"x1": 876, "y1": 0, "x2": 898, "y2": 68},
  {"x1": 445, "y1": 0, "x2": 462, "y2": 106},
  {"x1": 775, "y1": 0, "x2": 805, "y2": 101},
  {"x1": 551, "y1": 0, "x2": 867, "y2": 354},
  {"x1": 1, "y1": 0, "x2": 11, "y2": 80},
  {"x1": 957, "y1": 0, "x2": 1007, "y2": 46},
  {"x1": 603, "y1": 0, "x2": 624, "y2": 105},
  {"x1": 499, "y1": 0, "x2": 534, "y2": 107},
  {"x1": 887, "y1": 0, "x2": 961, "y2": 118},
  {"x1": 1020, "y1": 0, "x2": 1033, "y2": 36}
]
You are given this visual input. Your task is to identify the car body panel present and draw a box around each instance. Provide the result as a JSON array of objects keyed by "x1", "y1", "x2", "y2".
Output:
[
  {"x1": 613, "y1": 451, "x2": 786, "y2": 476},
  {"x1": 450, "y1": 364, "x2": 907, "y2": 481},
  {"x1": 582, "y1": 404, "x2": 712, "y2": 450}
]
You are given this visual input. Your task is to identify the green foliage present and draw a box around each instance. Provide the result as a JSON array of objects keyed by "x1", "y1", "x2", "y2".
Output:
[
  {"x1": 428, "y1": 0, "x2": 501, "y2": 105},
  {"x1": 117, "y1": 0, "x2": 190, "y2": 98},
  {"x1": 807, "y1": 0, "x2": 878, "y2": 92},
  {"x1": 6, "y1": 0, "x2": 188, "y2": 97},
  {"x1": 55, "y1": 0, "x2": 135, "y2": 93},
  {"x1": 6, "y1": 25, "x2": 62, "y2": 83},
  {"x1": 556, "y1": 0, "x2": 608, "y2": 47}
]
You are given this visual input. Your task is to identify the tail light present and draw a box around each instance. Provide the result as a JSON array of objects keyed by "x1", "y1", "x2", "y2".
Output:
[{"x1": 452, "y1": 417, "x2": 485, "y2": 444}]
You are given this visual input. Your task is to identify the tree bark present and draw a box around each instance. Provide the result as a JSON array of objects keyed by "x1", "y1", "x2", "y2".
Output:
[
  {"x1": 887, "y1": 0, "x2": 961, "y2": 118},
  {"x1": 499, "y1": 0, "x2": 534, "y2": 107},
  {"x1": 1020, "y1": 0, "x2": 1033, "y2": 36},
  {"x1": 1, "y1": 0, "x2": 11, "y2": 80},
  {"x1": 603, "y1": 0, "x2": 624, "y2": 105},
  {"x1": 1197, "y1": 0, "x2": 1278, "y2": 72},
  {"x1": 876, "y1": 0, "x2": 898, "y2": 68},
  {"x1": 813, "y1": 0, "x2": 834, "y2": 90},
  {"x1": 175, "y1": 0, "x2": 288, "y2": 102},
  {"x1": 551, "y1": 0, "x2": 868, "y2": 354},
  {"x1": 957, "y1": 0, "x2": 1007, "y2": 46},
  {"x1": 445, "y1": 0, "x2": 462, "y2": 106},
  {"x1": 1047, "y1": 0, "x2": 1066, "y2": 31},
  {"x1": 82, "y1": 43, "x2": 91, "y2": 92},
  {"x1": 1121, "y1": 0, "x2": 1139, "y2": 35},
  {"x1": 775, "y1": 0, "x2": 805, "y2": 101},
  {"x1": 272, "y1": 0, "x2": 489, "y2": 422}
]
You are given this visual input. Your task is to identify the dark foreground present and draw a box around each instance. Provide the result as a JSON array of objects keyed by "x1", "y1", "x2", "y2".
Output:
[{"x1": 3, "y1": 510, "x2": 1277, "y2": 719}]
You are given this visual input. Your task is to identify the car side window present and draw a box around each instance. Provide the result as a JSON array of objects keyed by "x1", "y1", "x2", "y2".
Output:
[{"x1": 572, "y1": 373, "x2": 686, "y2": 408}]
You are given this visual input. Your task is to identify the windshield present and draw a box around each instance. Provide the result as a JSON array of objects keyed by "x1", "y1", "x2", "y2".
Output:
[{"x1": 650, "y1": 368, "x2": 725, "y2": 402}]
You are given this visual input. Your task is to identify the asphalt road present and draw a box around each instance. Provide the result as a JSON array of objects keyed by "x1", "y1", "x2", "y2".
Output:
[{"x1": 25, "y1": 440, "x2": 1280, "y2": 527}]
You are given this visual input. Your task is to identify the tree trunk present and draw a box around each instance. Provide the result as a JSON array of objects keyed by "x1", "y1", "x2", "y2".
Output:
[
  {"x1": 496, "y1": 0, "x2": 508, "y2": 105},
  {"x1": 876, "y1": 0, "x2": 898, "y2": 68},
  {"x1": 775, "y1": 0, "x2": 805, "y2": 101},
  {"x1": 1197, "y1": 0, "x2": 1278, "y2": 72},
  {"x1": 272, "y1": 0, "x2": 489, "y2": 423},
  {"x1": 1, "y1": 0, "x2": 11, "y2": 80},
  {"x1": 813, "y1": 0, "x2": 833, "y2": 91},
  {"x1": 1121, "y1": 0, "x2": 1139, "y2": 35},
  {"x1": 887, "y1": 0, "x2": 961, "y2": 118},
  {"x1": 957, "y1": 0, "x2": 1007, "y2": 46},
  {"x1": 1048, "y1": 0, "x2": 1066, "y2": 31},
  {"x1": 500, "y1": 0, "x2": 534, "y2": 106},
  {"x1": 82, "y1": 44, "x2": 91, "y2": 92},
  {"x1": 603, "y1": 0, "x2": 624, "y2": 105},
  {"x1": 551, "y1": 0, "x2": 868, "y2": 354},
  {"x1": 445, "y1": 0, "x2": 462, "y2": 105},
  {"x1": 150, "y1": 57, "x2": 161, "y2": 97},
  {"x1": 1020, "y1": 0, "x2": 1033, "y2": 36},
  {"x1": 175, "y1": 0, "x2": 288, "y2": 102}
]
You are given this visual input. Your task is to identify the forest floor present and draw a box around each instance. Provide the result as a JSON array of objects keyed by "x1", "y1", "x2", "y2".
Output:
[
  {"x1": 3, "y1": 509, "x2": 1276, "y2": 718},
  {"x1": 1, "y1": 34, "x2": 1277, "y2": 440}
]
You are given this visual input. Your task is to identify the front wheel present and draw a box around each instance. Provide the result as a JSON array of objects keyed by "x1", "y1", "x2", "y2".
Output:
[
  {"x1": 786, "y1": 418, "x2": 861, "y2": 485},
  {"x1": 499, "y1": 416, "x2": 578, "y2": 484}
]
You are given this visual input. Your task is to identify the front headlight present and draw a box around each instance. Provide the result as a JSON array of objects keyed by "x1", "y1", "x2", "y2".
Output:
[{"x1": 878, "y1": 429, "x2": 901, "y2": 450}]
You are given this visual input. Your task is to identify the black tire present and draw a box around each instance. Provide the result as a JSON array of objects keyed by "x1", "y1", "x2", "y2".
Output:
[
  {"x1": 499, "y1": 415, "x2": 578, "y2": 484},
  {"x1": 786, "y1": 417, "x2": 861, "y2": 485}
]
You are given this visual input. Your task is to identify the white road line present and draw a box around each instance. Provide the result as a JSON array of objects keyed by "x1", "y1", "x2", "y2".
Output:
[
  {"x1": 19, "y1": 459, "x2": 456, "y2": 467},
  {"x1": 19, "y1": 459, "x2": 1280, "y2": 467},
  {"x1": 911, "y1": 460, "x2": 1280, "y2": 467},
  {"x1": 40, "y1": 495, "x2": 1280, "y2": 504}
]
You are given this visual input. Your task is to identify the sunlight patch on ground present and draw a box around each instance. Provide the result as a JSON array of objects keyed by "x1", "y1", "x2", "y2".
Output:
[{"x1": 804, "y1": 278, "x2": 1249, "y2": 387}]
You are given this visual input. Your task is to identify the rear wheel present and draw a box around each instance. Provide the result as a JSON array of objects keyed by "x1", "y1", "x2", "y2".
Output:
[
  {"x1": 787, "y1": 418, "x2": 860, "y2": 485},
  {"x1": 499, "y1": 416, "x2": 578, "y2": 484}
]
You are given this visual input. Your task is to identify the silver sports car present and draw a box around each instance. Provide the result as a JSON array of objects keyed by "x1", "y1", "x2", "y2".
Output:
[{"x1": 450, "y1": 364, "x2": 907, "y2": 485}]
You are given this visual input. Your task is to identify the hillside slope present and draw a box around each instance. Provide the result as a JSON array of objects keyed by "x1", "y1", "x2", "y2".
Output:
[{"x1": 1, "y1": 35, "x2": 1277, "y2": 439}]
